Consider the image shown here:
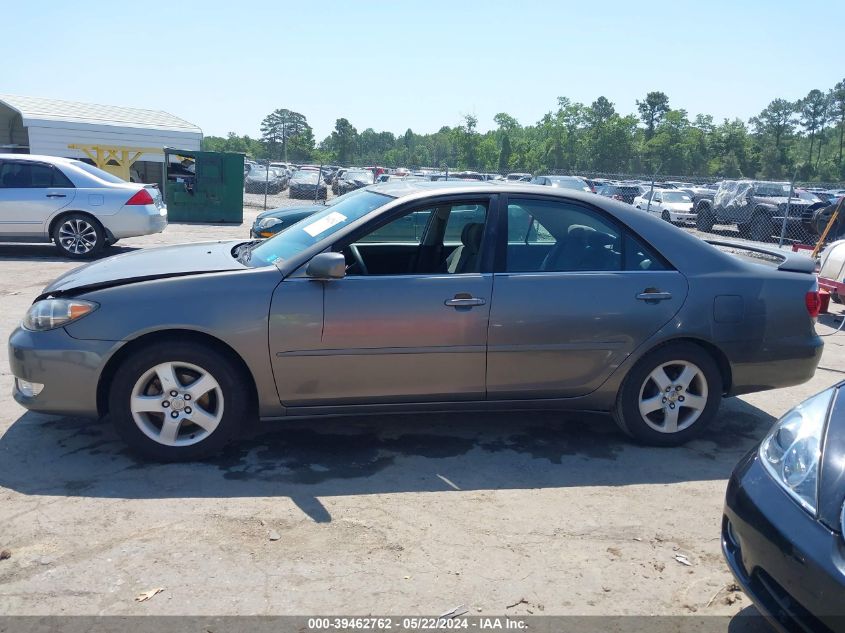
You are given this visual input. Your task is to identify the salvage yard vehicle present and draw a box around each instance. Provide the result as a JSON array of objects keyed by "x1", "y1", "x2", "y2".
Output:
[
  {"x1": 289, "y1": 170, "x2": 327, "y2": 199},
  {"x1": 634, "y1": 189, "x2": 696, "y2": 224},
  {"x1": 723, "y1": 382, "x2": 845, "y2": 632},
  {"x1": 530, "y1": 175, "x2": 592, "y2": 191},
  {"x1": 695, "y1": 180, "x2": 824, "y2": 242},
  {"x1": 250, "y1": 203, "x2": 324, "y2": 238},
  {"x1": 0, "y1": 154, "x2": 167, "y2": 259},
  {"x1": 244, "y1": 164, "x2": 287, "y2": 194},
  {"x1": 9, "y1": 182, "x2": 822, "y2": 461}
]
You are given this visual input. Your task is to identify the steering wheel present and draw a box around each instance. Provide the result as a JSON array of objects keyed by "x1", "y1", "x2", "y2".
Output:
[{"x1": 347, "y1": 244, "x2": 369, "y2": 275}]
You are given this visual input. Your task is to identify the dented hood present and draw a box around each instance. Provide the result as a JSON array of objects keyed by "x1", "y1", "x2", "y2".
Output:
[{"x1": 41, "y1": 241, "x2": 248, "y2": 297}]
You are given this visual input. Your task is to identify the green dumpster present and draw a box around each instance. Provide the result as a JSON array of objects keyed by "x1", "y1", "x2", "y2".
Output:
[{"x1": 164, "y1": 148, "x2": 244, "y2": 223}]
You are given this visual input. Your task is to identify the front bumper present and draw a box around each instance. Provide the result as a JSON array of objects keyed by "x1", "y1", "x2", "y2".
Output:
[
  {"x1": 670, "y1": 211, "x2": 696, "y2": 222},
  {"x1": 723, "y1": 450, "x2": 845, "y2": 632},
  {"x1": 8, "y1": 325, "x2": 123, "y2": 416}
]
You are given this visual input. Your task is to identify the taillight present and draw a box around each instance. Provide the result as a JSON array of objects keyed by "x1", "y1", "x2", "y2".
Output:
[
  {"x1": 805, "y1": 290, "x2": 821, "y2": 319},
  {"x1": 126, "y1": 189, "x2": 154, "y2": 205},
  {"x1": 613, "y1": 194, "x2": 624, "y2": 201}
]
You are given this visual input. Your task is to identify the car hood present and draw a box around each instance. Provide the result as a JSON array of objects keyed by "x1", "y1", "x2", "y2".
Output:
[
  {"x1": 756, "y1": 195, "x2": 810, "y2": 206},
  {"x1": 255, "y1": 204, "x2": 324, "y2": 222},
  {"x1": 40, "y1": 241, "x2": 248, "y2": 297}
]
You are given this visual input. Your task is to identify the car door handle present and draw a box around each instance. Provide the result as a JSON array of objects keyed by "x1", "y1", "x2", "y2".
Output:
[
  {"x1": 45, "y1": 193, "x2": 66, "y2": 198},
  {"x1": 636, "y1": 291, "x2": 673, "y2": 302},
  {"x1": 445, "y1": 295, "x2": 486, "y2": 307}
]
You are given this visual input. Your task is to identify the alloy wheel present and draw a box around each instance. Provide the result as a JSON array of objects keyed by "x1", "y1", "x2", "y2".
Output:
[
  {"x1": 130, "y1": 361, "x2": 225, "y2": 447},
  {"x1": 637, "y1": 360, "x2": 708, "y2": 433},
  {"x1": 58, "y1": 218, "x2": 98, "y2": 255}
]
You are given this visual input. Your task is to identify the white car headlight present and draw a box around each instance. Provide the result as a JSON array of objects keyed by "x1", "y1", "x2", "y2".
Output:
[
  {"x1": 257, "y1": 217, "x2": 283, "y2": 230},
  {"x1": 760, "y1": 388, "x2": 835, "y2": 515},
  {"x1": 23, "y1": 299, "x2": 98, "y2": 331}
]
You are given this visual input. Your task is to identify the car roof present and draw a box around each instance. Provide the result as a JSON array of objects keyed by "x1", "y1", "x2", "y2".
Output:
[{"x1": 0, "y1": 153, "x2": 77, "y2": 164}]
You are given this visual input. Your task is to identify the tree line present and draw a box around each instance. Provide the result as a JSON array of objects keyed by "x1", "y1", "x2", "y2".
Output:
[{"x1": 202, "y1": 81, "x2": 845, "y2": 183}]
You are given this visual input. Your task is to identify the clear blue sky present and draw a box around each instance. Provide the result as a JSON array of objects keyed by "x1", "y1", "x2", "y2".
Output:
[{"x1": 2, "y1": 0, "x2": 842, "y2": 141}]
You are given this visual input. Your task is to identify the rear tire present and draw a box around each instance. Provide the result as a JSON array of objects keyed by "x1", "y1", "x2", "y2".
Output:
[
  {"x1": 613, "y1": 342, "x2": 722, "y2": 446},
  {"x1": 695, "y1": 205, "x2": 715, "y2": 232},
  {"x1": 53, "y1": 213, "x2": 105, "y2": 259},
  {"x1": 109, "y1": 341, "x2": 251, "y2": 461},
  {"x1": 750, "y1": 212, "x2": 773, "y2": 243}
]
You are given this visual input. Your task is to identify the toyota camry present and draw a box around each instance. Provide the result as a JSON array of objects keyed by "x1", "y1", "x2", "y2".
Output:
[{"x1": 9, "y1": 182, "x2": 823, "y2": 460}]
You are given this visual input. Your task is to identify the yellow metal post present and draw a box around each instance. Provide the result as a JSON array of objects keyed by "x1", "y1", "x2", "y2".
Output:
[{"x1": 67, "y1": 144, "x2": 163, "y2": 181}]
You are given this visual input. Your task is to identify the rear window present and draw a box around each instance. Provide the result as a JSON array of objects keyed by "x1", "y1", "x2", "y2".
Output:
[{"x1": 70, "y1": 160, "x2": 127, "y2": 184}]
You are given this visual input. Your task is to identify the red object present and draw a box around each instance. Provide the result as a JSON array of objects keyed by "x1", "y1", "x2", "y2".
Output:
[
  {"x1": 806, "y1": 290, "x2": 822, "y2": 319},
  {"x1": 819, "y1": 289, "x2": 831, "y2": 314},
  {"x1": 125, "y1": 189, "x2": 154, "y2": 205},
  {"x1": 791, "y1": 243, "x2": 814, "y2": 253}
]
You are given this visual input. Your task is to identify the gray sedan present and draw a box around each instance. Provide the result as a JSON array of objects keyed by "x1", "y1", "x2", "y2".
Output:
[
  {"x1": 0, "y1": 154, "x2": 167, "y2": 258},
  {"x1": 9, "y1": 182, "x2": 823, "y2": 460}
]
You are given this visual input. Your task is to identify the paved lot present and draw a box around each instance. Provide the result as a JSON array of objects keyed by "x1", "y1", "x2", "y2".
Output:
[{"x1": 0, "y1": 208, "x2": 842, "y2": 620}]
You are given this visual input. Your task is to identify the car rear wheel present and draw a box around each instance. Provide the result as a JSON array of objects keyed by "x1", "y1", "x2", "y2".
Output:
[
  {"x1": 750, "y1": 212, "x2": 773, "y2": 242},
  {"x1": 53, "y1": 213, "x2": 105, "y2": 259},
  {"x1": 613, "y1": 342, "x2": 721, "y2": 446},
  {"x1": 109, "y1": 342, "x2": 250, "y2": 461},
  {"x1": 695, "y1": 205, "x2": 715, "y2": 232}
]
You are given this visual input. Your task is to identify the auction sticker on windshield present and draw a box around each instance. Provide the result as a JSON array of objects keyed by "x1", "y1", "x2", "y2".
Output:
[{"x1": 303, "y1": 211, "x2": 347, "y2": 237}]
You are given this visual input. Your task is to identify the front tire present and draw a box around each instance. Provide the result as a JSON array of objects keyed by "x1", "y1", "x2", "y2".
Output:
[
  {"x1": 613, "y1": 342, "x2": 722, "y2": 446},
  {"x1": 109, "y1": 342, "x2": 251, "y2": 461},
  {"x1": 661, "y1": 210, "x2": 671, "y2": 223},
  {"x1": 53, "y1": 213, "x2": 105, "y2": 259},
  {"x1": 750, "y1": 212, "x2": 773, "y2": 242}
]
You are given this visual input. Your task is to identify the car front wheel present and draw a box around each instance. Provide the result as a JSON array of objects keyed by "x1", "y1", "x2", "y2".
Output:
[
  {"x1": 613, "y1": 342, "x2": 721, "y2": 446},
  {"x1": 53, "y1": 213, "x2": 105, "y2": 259},
  {"x1": 109, "y1": 342, "x2": 251, "y2": 461}
]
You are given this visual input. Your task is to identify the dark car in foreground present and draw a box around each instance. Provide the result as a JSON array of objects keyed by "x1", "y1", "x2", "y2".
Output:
[
  {"x1": 288, "y1": 170, "x2": 327, "y2": 199},
  {"x1": 9, "y1": 182, "x2": 822, "y2": 461},
  {"x1": 723, "y1": 383, "x2": 845, "y2": 632},
  {"x1": 250, "y1": 203, "x2": 324, "y2": 238}
]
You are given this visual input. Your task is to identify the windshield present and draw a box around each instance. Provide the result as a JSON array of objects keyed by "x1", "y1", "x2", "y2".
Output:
[
  {"x1": 70, "y1": 160, "x2": 127, "y2": 184},
  {"x1": 346, "y1": 170, "x2": 373, "y2": 182},
  {"x1": 663, "y1": 192, "x2": 692, "y2": 203},
  {"x1": 245, "y1": 190, "x2": 393, "y2": 267},
  {"x1": 292, "y1": 171, "x2": 319, "y2": 182},
  {"x1": 753, "y1": 183, "x2": 791, "y2": 197}
]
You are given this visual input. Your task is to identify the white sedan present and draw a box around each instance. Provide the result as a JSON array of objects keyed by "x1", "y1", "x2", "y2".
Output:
[
  {"x1": 633, "y1": 189, "x2": 696, "y2": 224},
  {"x1": 0, "y1": 154, "x2": 167, "y2": 258}
]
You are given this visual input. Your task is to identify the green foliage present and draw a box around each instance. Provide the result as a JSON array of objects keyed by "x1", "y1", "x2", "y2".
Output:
[{"x1": 206, "y1": 86, "x2": 845, "y2": 183}]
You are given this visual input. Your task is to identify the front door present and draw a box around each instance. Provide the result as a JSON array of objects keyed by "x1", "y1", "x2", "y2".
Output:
[
  {"x1": 0, "y1": 160, "x2": 75, "y2": 237},
  {"x1": 486, "y1": 196, "x2": 688, "y2": 400},
  {"x1": 270, "y1": 197, "x2": 496, "y2": 406}
]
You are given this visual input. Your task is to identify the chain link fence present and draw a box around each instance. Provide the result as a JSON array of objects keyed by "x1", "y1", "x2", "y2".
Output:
[{"x1": 240, "y1": 162, "x2": 845, "y2": 251}]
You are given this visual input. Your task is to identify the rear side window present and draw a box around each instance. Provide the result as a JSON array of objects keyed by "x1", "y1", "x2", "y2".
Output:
[
  {"x1": 505, "y1": 198, "x2": 668, "y2": 272},
  {"x1": 0, "y1": 162, "x2": 74, "y2": 188}
]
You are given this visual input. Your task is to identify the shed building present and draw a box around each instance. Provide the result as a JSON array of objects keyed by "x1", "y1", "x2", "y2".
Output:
[{"x1": 0, "y1": 94, "x2": 202, "y2": 187}]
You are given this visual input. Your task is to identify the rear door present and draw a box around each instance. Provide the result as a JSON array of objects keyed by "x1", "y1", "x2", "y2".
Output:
[
  {"x1": 486, "y1": 195, "x2": 688, "y2": 399},
  {"x1": 0, "y1": 160, "x2": 75, "y2": 237}
]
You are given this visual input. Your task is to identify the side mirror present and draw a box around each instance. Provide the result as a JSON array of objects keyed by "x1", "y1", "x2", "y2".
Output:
[{"x1": 306, "y1": 252, "x2": 346, "y2": 280}]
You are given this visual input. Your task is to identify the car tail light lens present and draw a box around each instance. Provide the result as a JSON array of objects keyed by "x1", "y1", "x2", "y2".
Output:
[
  {"x1": 126, "y1": 189, "x2": 154, "y2": 205},
  {"x1": 806, "y1": 290, "x2": 821, "y2": 319}
]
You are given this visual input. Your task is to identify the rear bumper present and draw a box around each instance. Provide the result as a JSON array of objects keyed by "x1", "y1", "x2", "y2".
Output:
[
  {"x1": 723, "y1": 450, "x2": 845, "y2": 632},
  {"x1": 107, "y1": 206, "x2": 168, "y2": 238},
  {"x1": 8, "y1": 325, "x2": 122, "y2": 416},
  {"x1": 728, "y1": 334, "x2": 823, "y2": 396}
]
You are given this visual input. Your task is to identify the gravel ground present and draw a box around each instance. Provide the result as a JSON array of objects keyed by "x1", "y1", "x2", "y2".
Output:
[{"x1": 0, "y1": 210, "x2": 841, "y2": 622}]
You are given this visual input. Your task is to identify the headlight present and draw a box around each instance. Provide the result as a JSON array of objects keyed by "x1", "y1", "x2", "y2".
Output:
[
  {"x1": 257, "y1": 217, "x2": 283, "y2": 230},
  {"x1": 23, "y1": 299, "x2": 98, "y2": 331},
  {"x1": 760, "y1": 388, "x2": 835, "y2": 514}
]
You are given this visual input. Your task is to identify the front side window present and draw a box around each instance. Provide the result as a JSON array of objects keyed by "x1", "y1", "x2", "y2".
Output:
[
  {"x1": 504, "y1": 198, "x2": 666, "y2": 272},
  {"x1": 342, "y1": 200, "x2": 490, "y2": 276}
]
